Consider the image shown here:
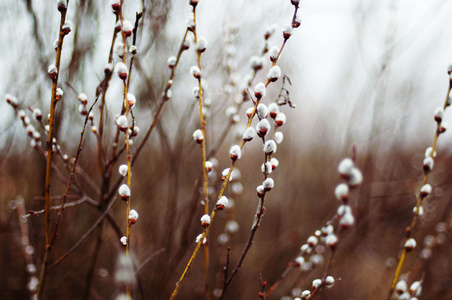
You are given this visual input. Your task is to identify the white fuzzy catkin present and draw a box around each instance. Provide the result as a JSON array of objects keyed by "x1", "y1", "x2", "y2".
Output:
[
  {"x1": 56, "y1": 88, "x2": 64, "y2": 98},
  {"x1": 275, "y1": 132, "x2": 284, "y2": 144},
  {"x1": 256, "y1": 119, "x2": 271, "y2": 136},
  {"x1": 348, "y1": 167, "x2": 363, "y2": 186},
  {"x1": 78, "y1": 93, "x2": 88, "y2": 104},
  {"x1": 57, "y1": 0, "x2": 68, "y2": 11},
  {"x1": 186, "y1": 13, "x2": 195, "y2": 30},
  {"x1": 246, "y1": 107, "x2": 255, "y2": 118},
  {"x1": 116, "y1": 115, "x2": 128, "y2": 129},
  {"x1": 216, "y1": 196, "x2": 228, "y2": 207},
  {"x1": 335, "y1": 185, "x2": 349, "y2": 202},
  {"x1": 420, "y1": 184, "x2": 432, "y2": 196},
  {"x1": 5, "y1": 94, "x2": 18, "y2": 107},
  {"x1": 118, "y1": 184, "x2": 131, "y2": 197},
  {"x1": 197, "y1": 37, "x2": 208, "y2": 52},
  {"x1": 326, "y1": 234, "x2": 338, "y2": 248},
  {"x1": 261, "y1": 162, "x2": 272, "y2": 174},
  {"x1": 275, "y1": 112, "x2": 286, "y2": 126},
  {"x1": 254, "y1": 82, "x2": 266, "y2": 98},
  {"x1": 167, "y1": 56, "x2": 177, "y2": 68},
  {"x1": 270, "y1": 157, "x2": 279, "y2": 169},
  {"x1": 127, "y1": 93, "x2": 136, "y2": 108},
  {"x1": 307, "y1": 236, "x2": 318, "y2": 247},
  {"x1": 413, "y1": 205, "x2": 424, "y2": 216},
  {"x1": 338, "y1": 158, "x2": 354, "y2": 176},
  {"x1": 119, "y1": 164, "x2": 128, "y2": 176},
  {"x1": 249, "y1": 56, "x2": 264, "y2": 70},
  {"x1": 325, "y1": 276, "x2": 335, "y2": 286},
  {"x1": 434, "y1": 107, "x2": 444, "y2": 122},
  {"x1": 128, "y1": 209, "x2": 139, "y2": 220},
  {"x1": 312, "y1": 279, "x2": 322, "y2": 289},
  {"x1": 268, "y1": 103, "x2": 279, "y2": 118},
  {"x1": 229, "y1": 145, "x2": 242, "y2": 160},
  {"x1": 425, "y1": 147, "x2": 437, "y2": 158},
  {"x1": 33, "y1": 109, "x2": 42, "y2": 120},
  {"x1": 114, "y1": 42, "x2": 124, "y2": 58},
  {"x1": 410, "y1": 281, "x2": 422, "y2": 297},
  {"x1": 263, "y1": 140, "x2": 277, "y2": 154},
  {"x1": 339, "y1": 211, "x2": 355, "y2": 228},
  {"x1": 48, "y1": 65, "x2": 58, "y2": 76},
  {"x1": 192, "y1": 129, "x2": 203, "y2": 142},
  {"x1": 269, "y1": 46, "x2": 279, "y2": 62},
  {"x1": 256, "y1": 185, "x2": 265, "y2": 196},
  {"x1": 282, "y1": 24, "x2": 293, "y2": 38},
  {"x1": 243, "y1": 127, "x2": 255, "y2": 142},
  {"x1": 263, "y1": 178, "x2": 274, "y2": 190},
  {"x1": 201, "y1": 214, "x2": 211, "y2": 225},
  {"x1": 423, "y1": 156, "x2": 434, "y2": 171},
  {"x1": 205, "y1": 161, "x2": 213, "y2": 172},
  {"x1": 62, "y1": 20, "x2": 72, "y2": 33},
  {"x1": 190, "y1": 66, "x2": 201, "y2": 78},
  {"x1": 196, "y1": 234, "x2": 206, "y2": 244},
  {"x1": 257, "y1": 103, "x2": 268, "y2": 119},
  {"x1": 267, "y1": 66, "x2": 281, "y2": 82},
  {"x1": 115, "y1": 62, "x2": 128, "y2": 80},
  {"x1": 122, "y1": 20, "x2": 133, "y2": 36},
  {"x1": 129, "y1": 45, "x2": 137, "y2": 54},
  {"x1": 77, "y1": 105, "x2": 87, "y2": 116},
  {"x1": 192, "y1": 87, "x2": 200, "y2": 98}
]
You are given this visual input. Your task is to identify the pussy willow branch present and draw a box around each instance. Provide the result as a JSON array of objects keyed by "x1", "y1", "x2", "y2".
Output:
[
  {"x1": 83, "y1": 15, "x2": 132, "y2": 295},
  {"x1": 191, "y1": 4, "x2": 211, "y2": 299},
  {"x1": 388, "y1": 81, "x2": 452, "y2": 298},
  {"x1": 170, "y1": 10, "x2": 297, "y2": 296},
  {"x1": 108, "y1": 10, "x2": 141, "y2": 182},
  {"x1": 118, "y1": 3, "x2": 133, "y2": 298},
  {"x1": 38, "y1": 3, "x2": 69, "y2": 298},
  {"x1": 171, "y1": 34, "x2": 288, "y2": 300}
]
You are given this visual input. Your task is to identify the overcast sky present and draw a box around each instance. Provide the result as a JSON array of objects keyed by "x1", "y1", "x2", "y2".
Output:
[{"x1": 2, "y1": 0, "x2": 452, "y2": 154}]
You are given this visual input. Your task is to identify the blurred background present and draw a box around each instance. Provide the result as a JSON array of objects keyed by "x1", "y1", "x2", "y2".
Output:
[{"x1": 1, "y1": 0, "x2": 452, "y2": 299}]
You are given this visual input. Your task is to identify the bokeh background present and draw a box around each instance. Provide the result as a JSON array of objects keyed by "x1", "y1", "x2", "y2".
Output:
[{"x1": 1, "y1": 0, "x2": 452, "y2": 299}]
